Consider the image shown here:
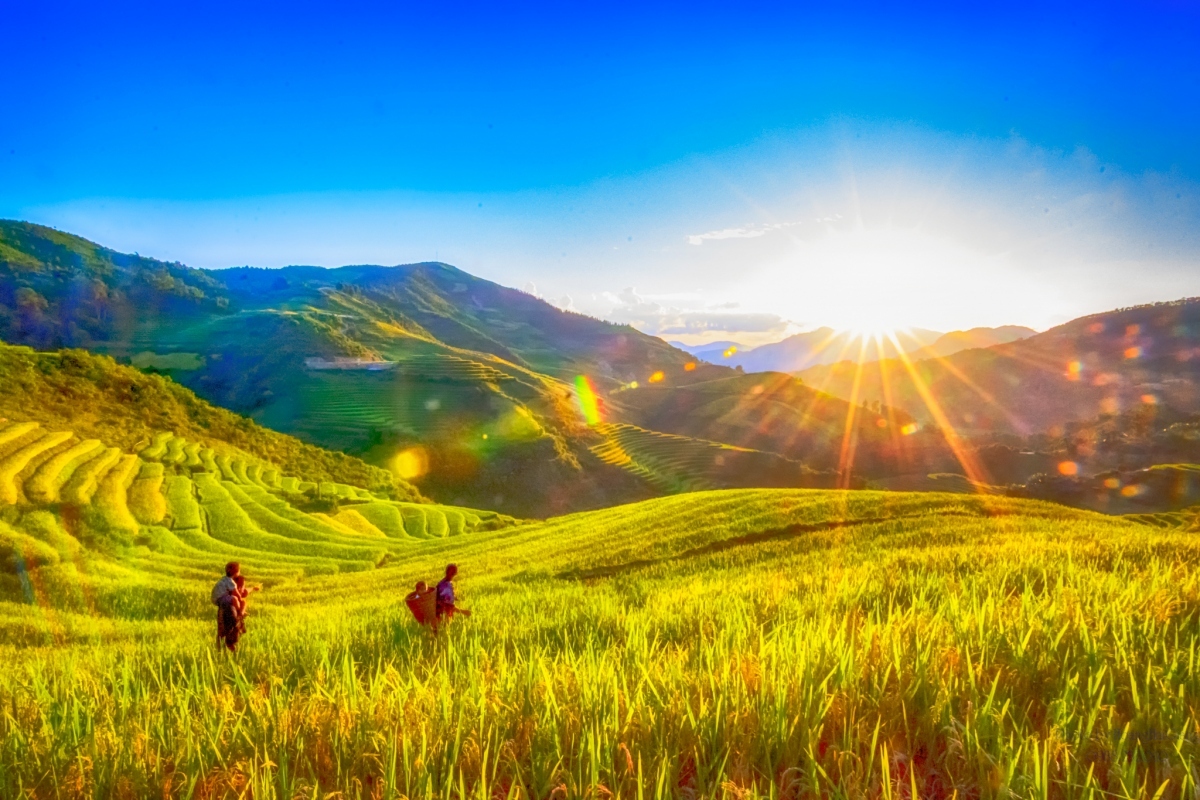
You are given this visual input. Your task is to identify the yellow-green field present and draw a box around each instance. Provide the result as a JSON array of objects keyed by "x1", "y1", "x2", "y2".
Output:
[{"x1": 3, "y1": 423, "x2": 1200, "y2": 800}]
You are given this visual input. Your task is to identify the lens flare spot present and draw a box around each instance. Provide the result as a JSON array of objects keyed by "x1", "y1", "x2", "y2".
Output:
[
  {"x1": 424, "y1": 398, "x2": 441, "y2": 411},
  {"x1": 1058, "y1": 461, "x2": 1079, "y2": 476},
  {"x1": 723, "y1": 346, "x2": 738, "y2": 358},
  {"x1": 481, "y1": 433, "x2": 488, "y2": 440},
  {"x1": 1088, "y1": 322, "x2": 1105, "y2": 334},
  {"x1": 390, "y1": 447, "x2": 429, "y2": 481},
  {"x1": 1141, "y1": 394, "x2": 1158, "y2": 404},
  {"x1": 900, "y1": 423, "x2": 919, "y2": 436},
  {"x1": 628, "y1": 380, "x2": 639, "y2": 389},
  {"x1": 1104, "y1": 477, "x2": 1121, "y2": 489},
  {"x1": 684, "y1": 361, "x2": 696, "y2": 371},
  {"x1": 574, "y1": 375, "x2": 602, "y2": 424},
  {"x1": 574, "y1": 375, "x2": 602, "y2": 425},
  {"x1": 648, "y1": 371, "x2": 665, "y2": 383},
  {"x1": 1124, "y1": 346, "x2": 1142, "y2": 359},
  {"x1": 1066, "y1": 361, "x2": 1083, "y2": 380},
  {"x1": 1121, "y1": 484, "x2": 1145, "y2": 498},
  {"x1": 1126, "y1": 324, "x2": 1141, "y2": 337},
  {"x1": 876, "y1": 418, "x2": 888, "y2": 428}
]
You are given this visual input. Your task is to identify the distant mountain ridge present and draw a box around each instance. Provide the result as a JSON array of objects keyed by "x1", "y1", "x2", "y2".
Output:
[
  {"x1": 686, "y1": 325, "x2": 1032, "y2": 373},
  {"x1": 797, "y1": 299, "x2": 1200, "y2": 435},
  {"x1": 910, "y1": 326, "x2": 1036, "y2": 360},
  {"x1": 667, "y1": 340, "x2": 746, "y2": 363}
]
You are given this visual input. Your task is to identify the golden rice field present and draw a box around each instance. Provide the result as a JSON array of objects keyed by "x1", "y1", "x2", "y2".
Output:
[{"x1": 1, "y1": 420, "x2": 1199, "y2": 798}]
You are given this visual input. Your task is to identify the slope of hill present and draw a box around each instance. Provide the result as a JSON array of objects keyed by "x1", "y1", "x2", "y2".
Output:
[
  {"x1": 1, "y1": 487, "x2": 1194, "y2": 796},
  {"x1": 2, "y1": 221, "x2": 928, "y2": 515},
  {"x1": 909, "y1": 324, "x2": 1036, "y2": 359},
  {"x1": 797, "y1": 298, "x2": 1200, "y2": 440},
  {"x1": 612, "y1": 371, "x2": 965, "y2": 477},
  {"x1": 0, "y1": 342, "x2": 420, "y2": 500},
  {"x1": 667, "y1": 338, "x2": 744, "y2": 355},
  {"x1": 0, "y1": 219, "x2": 702, "y2": 386},
  {"x1": 0, "y1": 222, "x2": 733, "y2": 514},
  {"x1": 0, "y1": 350, "x2": 519, "y2": 609}
]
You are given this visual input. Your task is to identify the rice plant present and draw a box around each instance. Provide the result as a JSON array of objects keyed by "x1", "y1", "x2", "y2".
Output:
[{"x1": 1, "y1": 475, "x2": 1198, "y2": 798}]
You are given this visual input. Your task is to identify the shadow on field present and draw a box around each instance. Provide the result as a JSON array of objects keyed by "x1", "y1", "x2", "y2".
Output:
[{"x1": 557, "y1": 508, "x2": 993, "y2": 581}]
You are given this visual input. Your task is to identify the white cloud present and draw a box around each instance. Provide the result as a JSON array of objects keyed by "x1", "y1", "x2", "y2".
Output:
[
  {"x1": 687, "y1": 227, "x2": 767, "y2": 245},
  {"x1": 686, "y1": 216, "x2": 837, "y2": 245},
  {"x1": 604, "y1": 286, "x2": 792, "y2": 337}
]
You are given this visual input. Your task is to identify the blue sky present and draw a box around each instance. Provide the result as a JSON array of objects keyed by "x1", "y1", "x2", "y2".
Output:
[{"x1": 5, "y1": 1, "x2": 1200, "y2": 339}]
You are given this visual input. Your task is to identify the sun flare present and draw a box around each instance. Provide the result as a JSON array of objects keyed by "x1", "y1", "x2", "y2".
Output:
[{"x1": 749, "y1": 227, "x2": 1048, "y2": 334}]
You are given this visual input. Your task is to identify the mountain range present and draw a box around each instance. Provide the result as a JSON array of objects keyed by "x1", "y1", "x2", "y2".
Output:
[
  {"x1": 673, "y1": 325, "x2": 1035, "y2": 373},
  {"x1": 797, "y1": 302, "x2": 1200, "y2": 436},
  {"x1": 2, "y1": 219, "x2": 1198, "y2": 517},
  {"x1": 1, "y1": 221, "x2": 921, "y2": 515}
]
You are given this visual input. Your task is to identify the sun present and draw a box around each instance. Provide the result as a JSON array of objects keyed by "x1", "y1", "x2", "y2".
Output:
[
  {"x1": 840, "y1": 324, "x2": 899, "y2": 342},
  {"x1": 748, "y1": 226, "x2": 1043, "y2": 334}
]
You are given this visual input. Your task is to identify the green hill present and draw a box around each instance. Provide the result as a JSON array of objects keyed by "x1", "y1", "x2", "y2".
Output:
[
  {"x1": 1, "y1": 484, "x2": 1195, "y2": 797},
  {"x1": 0, "y1": 404, "x2": 518, "y2": 606},
  {"x1": 1, "y1": 221, "x2": 927, "y2": 515},
  {"x1": 0, "y1": 342, "x2": 420, "y2": 500},
  {"x1": 610, "y1": 371, "x2": 955, "y2": 477}
]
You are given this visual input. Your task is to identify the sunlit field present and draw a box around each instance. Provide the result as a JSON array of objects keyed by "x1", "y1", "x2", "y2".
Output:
[
  {"x1": 4, "y1": 474, "x2": 1199, "y2": 798},
  {"x1": 7, "y1": 2, "x2": 1200, "y2": 799}
]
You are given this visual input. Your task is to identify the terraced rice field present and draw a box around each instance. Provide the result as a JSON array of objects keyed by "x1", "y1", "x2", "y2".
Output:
[
  {"x1": 399, "y1": 353, "x2": 516, "y2": 383},
  {"x1": 3, "y1": 444, "x2": 1199, "y2": 800},
  {"x1": 590, "y1": 422, "x2": 809, "y2": 493},
  {"x1": 292, "y1": 366, "x2": 523, "y2": 444},
  {"x1": 590, "y1": 423, "x2": 736, "y2": 490},
  {"x1": 871, "y1": 472, "x2": 1001, "y2": 495},
  {"x1": 0, "y1": 421, "x2": 515, "y2": 596}
]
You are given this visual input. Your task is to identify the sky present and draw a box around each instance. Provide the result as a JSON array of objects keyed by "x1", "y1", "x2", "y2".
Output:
[{"x1": 4, "y1": 1, "x2": 1200, "y2": 344}]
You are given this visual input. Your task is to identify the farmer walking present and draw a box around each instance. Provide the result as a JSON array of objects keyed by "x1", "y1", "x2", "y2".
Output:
[
  {"x1": 435, "y1": 564, "x2": 471, "y2": 622},
  {"x1": 211, "y1": 562, "x2": 259, "y2": 651}
]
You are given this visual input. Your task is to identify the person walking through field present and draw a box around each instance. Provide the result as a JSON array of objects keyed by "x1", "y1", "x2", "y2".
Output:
[
  {"x1": 435, "y1": 564, "x2": 470, "y2": 622},
  {"x1": 211, "y1": 562, "x2": 259, "y2": 651}
]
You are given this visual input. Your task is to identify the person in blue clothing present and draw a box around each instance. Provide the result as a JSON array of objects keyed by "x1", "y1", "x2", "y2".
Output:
[{"x1": 435, "y1": 564, "x2": 470, "y2": 622}]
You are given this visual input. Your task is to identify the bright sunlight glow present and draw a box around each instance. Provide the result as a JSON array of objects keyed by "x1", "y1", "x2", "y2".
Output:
[{"x1": 748, "y1": 226, "x2": 1056, "y2": 333}]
